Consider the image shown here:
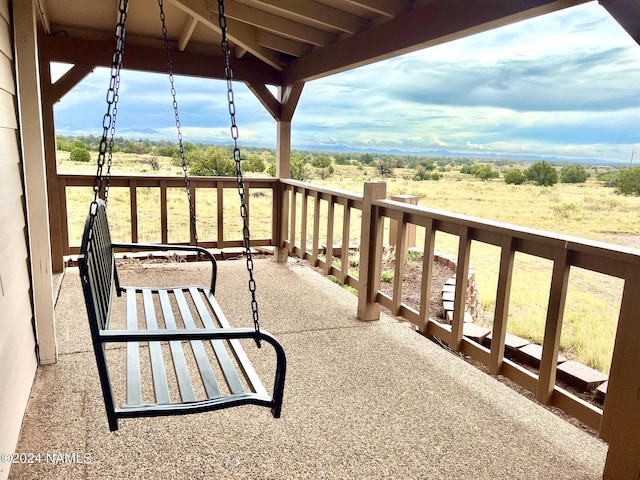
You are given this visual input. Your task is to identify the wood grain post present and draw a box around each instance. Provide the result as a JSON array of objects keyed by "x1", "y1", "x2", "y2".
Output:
[
  {"x1": 601, "y1": 264, "x2": 640, "y2": 479},
  {"x1": 357, "y1": 181, "x2": 386, "y2": 322}
]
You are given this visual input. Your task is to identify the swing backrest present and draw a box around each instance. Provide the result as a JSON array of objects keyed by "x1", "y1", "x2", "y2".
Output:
[{"x1": 78, "y1": 200, "x2": 115, "y2": 333}]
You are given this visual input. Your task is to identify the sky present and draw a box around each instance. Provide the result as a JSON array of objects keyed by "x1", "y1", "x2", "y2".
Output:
[{"x1": 52, "y1": 2, "x2": 640, "y2": 163}]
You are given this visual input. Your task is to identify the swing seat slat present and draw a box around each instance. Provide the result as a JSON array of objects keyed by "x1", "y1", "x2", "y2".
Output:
[{"x1": 79, "y1": 200, "x2": 286, "y2": 431}]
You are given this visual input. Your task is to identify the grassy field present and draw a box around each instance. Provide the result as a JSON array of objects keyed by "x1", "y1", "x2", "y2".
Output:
[{"x1": 60, "y1": 152, "x2": 640, "y2": 374}]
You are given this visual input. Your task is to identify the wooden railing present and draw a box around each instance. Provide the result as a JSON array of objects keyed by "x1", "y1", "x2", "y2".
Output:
[
  {"x1": 280, "y1": 180, "x2": 640, "y2": 479},
  {"x1": 59, "y1": 175, "x2": 640, "y2": 478},
  {"x1": 57, "y1": 174, "x2": 278, "y2": 254}
]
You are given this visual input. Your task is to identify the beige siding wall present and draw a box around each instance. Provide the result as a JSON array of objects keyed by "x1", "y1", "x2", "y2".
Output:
[{"x1": 0, "y1": 1, "x2": 38, "y2": 479}]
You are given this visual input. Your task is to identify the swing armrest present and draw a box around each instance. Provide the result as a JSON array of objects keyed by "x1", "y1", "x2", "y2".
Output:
[{"x1": 111, "y1": 242, "x2": 217, "y2": 293}]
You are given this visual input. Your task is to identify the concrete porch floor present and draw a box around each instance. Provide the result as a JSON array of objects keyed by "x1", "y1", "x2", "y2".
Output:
[{"x1": 9, "y1": 257, "x2": 607, "y2": 479}]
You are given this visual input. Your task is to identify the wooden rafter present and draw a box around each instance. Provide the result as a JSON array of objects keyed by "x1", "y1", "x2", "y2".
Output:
[
  {"x1": 167, "y1": 0, "x2": 284, "y2": 70},
  {"x1": 248, "y1": 0, "x2": 369, "y2": 34},
  {"x1": 223, "y1": 1, "x2": 335, "y2": 46}
]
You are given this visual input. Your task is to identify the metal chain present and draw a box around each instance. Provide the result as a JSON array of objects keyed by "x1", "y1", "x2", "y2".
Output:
[
  {"x1": 158, "y1": 0, "x2": 199, "y2": 248},
  {"x1": 217, "y1": 0, "x2": 261, "y2": 346},
  {"x1": 94, "y1": 0, "x2": 128, "y2": 205}
]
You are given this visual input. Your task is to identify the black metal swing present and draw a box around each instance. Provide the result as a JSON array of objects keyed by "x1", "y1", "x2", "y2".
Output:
[{"x1": 78, "y1": 0, "x2": 286, "y2": 432}]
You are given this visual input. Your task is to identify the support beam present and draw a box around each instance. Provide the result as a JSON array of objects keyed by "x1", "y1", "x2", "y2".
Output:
[
  {"x1": 39, "y1": 34, "x2": 282, "y2": 85},
  {"x1": 246, "y1": 81, "x2": 303, "y2": 180},
  {"x1": 13, "y1": 0, "x2": 57, "y2": 364},
  {"x1": 47, "y1": 63, "x2": 95, "y2": 103},
  {"x1": 178, "y1": 16, "x2": 198, "y2": 51},
  {"x1": 38, "y1": 60, "x2": 64, "y2": 272}
]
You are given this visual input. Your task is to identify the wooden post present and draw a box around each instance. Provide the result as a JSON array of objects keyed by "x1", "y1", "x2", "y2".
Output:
[
  {"x1": 389, "y1": 194, "x2": 418, "y2": 247},
  {"x1": 357, "y1": 181, "x2": 386, "y2": 322},
  {"x1": 38, "y1": 60, "x2": 64, "y2": 273},
  {"x1": 13, "y1": 0, "x2": 57, "y2": 364},
  {"x1": 601, "y1": 264, "x2": 640, "y2": 479}
]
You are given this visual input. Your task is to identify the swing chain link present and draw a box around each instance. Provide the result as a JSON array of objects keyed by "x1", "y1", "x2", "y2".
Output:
[
  {"x1": 94, "y1": 0, "x2": 128, "y2": 204},
  {"x1": 158, "y1": 0, "x2": 199, "y2": 248},
  {"x1": 217, "y1": 0, "x2": 262, "y2": 347}
]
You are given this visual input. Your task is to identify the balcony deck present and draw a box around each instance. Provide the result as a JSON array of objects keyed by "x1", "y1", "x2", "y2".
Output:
[{"x1": 9, "y1": 258, "x2": 606, "y2": 479}]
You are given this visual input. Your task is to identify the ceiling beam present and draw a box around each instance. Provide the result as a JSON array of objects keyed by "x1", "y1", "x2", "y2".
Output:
[
  {"x1": 249, "y1": 0, "x2": 369, "y2": 34},
  {"x1": 343, "y1": 0, "x2": 402, "y2": 18},
  {"x1": 223, "y1": 1, "x2": 335, "y2": 47},
  {"x1": 257, "y1": 31, "x2": 311, "y2": 58},
  {"x1": 39, "y1": 35, "x2": 283, "y2": 85},
  {"x1": 167, "y1": 0, "x2": 284, "y2": 70},
  {"x1": 284, "y1": 0, "x2": 591, "y2": 83}
]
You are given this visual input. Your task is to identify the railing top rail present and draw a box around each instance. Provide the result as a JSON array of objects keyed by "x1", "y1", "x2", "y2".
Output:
[
  {"x1": 58, "y1": 173, "x2": 278, "y2": 187},
  {"x1": 280, "y1": 178, "x2": 364, "y2": 203},
  {"x1": 377, "y1": 198, "x2": 640, "y2": 277}
]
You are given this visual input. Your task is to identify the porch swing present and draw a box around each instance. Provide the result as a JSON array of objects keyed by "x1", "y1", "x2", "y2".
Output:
[{"x1": 78, "y1": 0, "x2": 286, "y2": 432}]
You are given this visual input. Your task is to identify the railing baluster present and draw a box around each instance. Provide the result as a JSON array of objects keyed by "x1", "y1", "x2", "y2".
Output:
[
  {"x1": 419, "y1": 219, "x2": 436, "y2": 334},
  {"x1": 490, "y1": 236, "x2": 515, "y2": 375},
  {"x1": 312, "y1": 191, "x2": 321, "y2": 266},
  {"x1": 300, "y1": 189, "x2": 308, "y2": 257},
  {"x1": 340, "y1": 199, "x2": 351, "y2": 284},
  {"x1": 392, "y1": 212, "x2": 408, "y2": 316},
  {"x1": 130, "y1": 179, "x2": 138, "y2": 243},
  {"x1": 289, "y1": 188, "x2": 297, "y2": 256},
  {"x1": 189, "y1": 180, "x2": 196, "y2": 245},
  {"x1": 217, "y1": 182, "x2": 224, "y2": 248},
  {"x1": 536, "y1": 247, "x2": 570, "y2": 405},
  {"x1": 325, "y1": 196, "x2": 335, "y2": 275},
  {"x1": 58, "y1": 177, "x2": 70, "y2": 255},
  {"x1": 451, "y1": 226, "x2": 471, "y2": 352},
  {"x1": 160, "y1": 180, "x2": 168, "y2": 244}
]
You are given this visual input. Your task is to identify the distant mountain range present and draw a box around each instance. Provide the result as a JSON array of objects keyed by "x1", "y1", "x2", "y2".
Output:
[{"x1": 56, "y1": 125, "x2": 626, "y2": 166}]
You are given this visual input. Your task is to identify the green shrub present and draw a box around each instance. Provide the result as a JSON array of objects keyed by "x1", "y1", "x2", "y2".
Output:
[
  {"x1": 524, "y1": 160, "x2": 558, "y2": 186},
  {"x1": 504, "y1": 169, "x2": 526, "y2": 185},
  {"x1": 186, "y1": 146, "x2": 235, "y2": 176},
  {"x1": 473, "y1": 165, "x2": 499, "y2": 180},
  {"x1": 616, "y1": 166, "x2": 640, "y2": 196},
  {"x1": 560, "y1": 164, "x2": 589, "y2": 184},
  {"x1": 242, "y1": 155, "x2": 266, "y2": 173},
  {"x1": 69, "y1": 146, "x2": 91, "y2": 163}
]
